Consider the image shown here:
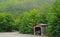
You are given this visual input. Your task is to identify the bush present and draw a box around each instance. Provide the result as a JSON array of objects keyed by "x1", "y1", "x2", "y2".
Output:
[
  {"x1": 46, "y1": 13, "x2": 60, "y2": 37},
  {"x1": 0, "y1": 13, "x2": 15, "y2": 32},
  {"x1": 14, "y1": 16, "x2": 20, "y2": 31}
]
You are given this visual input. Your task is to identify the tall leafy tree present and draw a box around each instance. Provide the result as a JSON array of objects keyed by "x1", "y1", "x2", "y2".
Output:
[
  {"x1": 47, "y1": 0, "x2": 60, "y2": 37},
  {"x1": 19, "y1": 9, "x2": 47, "y2": 34}
]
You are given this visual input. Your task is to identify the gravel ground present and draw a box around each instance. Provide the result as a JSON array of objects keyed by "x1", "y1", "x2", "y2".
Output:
[{"x1": 0, "y1": 32, "x2": 41, "y2": 37}]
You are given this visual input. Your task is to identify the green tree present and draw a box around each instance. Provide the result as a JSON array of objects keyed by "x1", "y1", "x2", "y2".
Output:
[
  {"x1": 19, "y1": 9, "x2": 47, "y2": 34},
  {"x1": 47, "y1": 0, "x2": 60, "y2": 37}
]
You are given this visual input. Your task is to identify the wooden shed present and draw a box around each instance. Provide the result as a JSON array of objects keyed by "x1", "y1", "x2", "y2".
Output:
[{"x1": 33, "y1": 23, "x2": 47, "y2": 35}]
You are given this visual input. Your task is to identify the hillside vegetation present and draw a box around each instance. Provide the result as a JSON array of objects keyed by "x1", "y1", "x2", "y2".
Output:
[{"x1": 0, "y1": 0, "x2": 54, "y2": 15}]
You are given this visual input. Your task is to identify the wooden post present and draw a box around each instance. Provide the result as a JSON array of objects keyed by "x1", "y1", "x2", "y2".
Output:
[
  {"x1": 40, "y1": 24, "x2": 47, "y2": 37},
  {"x1": 41, "y1": 27, "x2": 44, "y2": 35},
  {"x1": 34, "y1": 27, "x2": 35, "y2": 35}
]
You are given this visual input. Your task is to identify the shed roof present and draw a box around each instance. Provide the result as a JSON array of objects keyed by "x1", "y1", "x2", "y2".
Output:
[{"x1": 34, "y1": 24, "x2": 47, "y2": 27}]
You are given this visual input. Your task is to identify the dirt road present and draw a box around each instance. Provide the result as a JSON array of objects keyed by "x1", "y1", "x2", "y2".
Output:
[{"x1": 0, "y1": 32, "x2": 41, "y2": 37}]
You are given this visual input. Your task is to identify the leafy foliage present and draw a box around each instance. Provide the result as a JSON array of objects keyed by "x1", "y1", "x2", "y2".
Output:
[
  {"x1": 19, "y1": 9, "x2": 47, "y2": 34},
  {"x1": 46, "y1": 0, "x2": 60, "y2": 37},
  {"x1": 0, "y1": 13, "x2": 15, "y2": 32}
]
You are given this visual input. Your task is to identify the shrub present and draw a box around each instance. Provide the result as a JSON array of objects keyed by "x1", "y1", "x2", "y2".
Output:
[
  {"x1": 0, "y1": 13, "x2": 15, "y2": 32},
  {"x1": 14, "y1": 16, "x2": 20, "y2": 31},
  {"x1": 46, "y1": 13, "x2": 60, "y2": 37}
]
